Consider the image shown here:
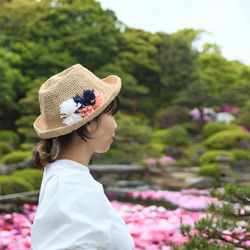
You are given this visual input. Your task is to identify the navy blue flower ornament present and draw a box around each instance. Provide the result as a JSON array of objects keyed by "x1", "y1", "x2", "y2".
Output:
[{"x1": 73, "y1": 89, "x2": 96, "y2": 108}]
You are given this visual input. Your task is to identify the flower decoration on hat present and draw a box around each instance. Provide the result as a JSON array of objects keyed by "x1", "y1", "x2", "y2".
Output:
[{"x1": 60, "y1": 89, "x2": 104, "y2": 125}]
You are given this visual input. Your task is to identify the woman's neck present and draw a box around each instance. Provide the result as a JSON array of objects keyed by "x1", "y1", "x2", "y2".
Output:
[{"x1": 56, "y1": 137, "x2": 93, "y2": 167}]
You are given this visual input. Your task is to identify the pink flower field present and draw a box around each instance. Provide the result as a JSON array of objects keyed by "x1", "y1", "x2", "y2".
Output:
[{"x1": 0, "y1": 189, "x2": 249, "y2": 249}]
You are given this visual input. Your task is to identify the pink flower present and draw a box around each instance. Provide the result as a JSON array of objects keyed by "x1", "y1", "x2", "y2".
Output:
[
  {"x1": 159, "y1": 156, "x2": 175, "y2": 163},
  {"x1": 145, "y1": 158, "x2": 157, "y2": 164},
  {"x1": 78, "y1": 106, "x2": 94, "y2": 117},
  {"x1": 238, "y1": 125, "x2": 250, "y2": 133},
  {"x1": 92, "y1": 93, "x2": 104, "y2": 109}
]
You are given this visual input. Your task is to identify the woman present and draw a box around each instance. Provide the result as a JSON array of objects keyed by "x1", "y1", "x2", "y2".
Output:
[{"x1": 31, "y1": 64, "x2": 135, "y2": 250}]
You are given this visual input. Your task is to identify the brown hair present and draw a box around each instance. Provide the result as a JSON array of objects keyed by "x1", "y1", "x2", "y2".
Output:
[{"x1": 33, "y1": 97, "x2": 120, "y2": 170}]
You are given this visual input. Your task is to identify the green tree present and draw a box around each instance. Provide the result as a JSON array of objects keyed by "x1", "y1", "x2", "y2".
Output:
[
  {"x1": 116, "y1": 28, "x2": 162, "y2": 115},
  {"x1": 172, "y1": 81, "x2": 220, "y2": 130},
  {"x1": 0, "y1": 0, "x2": 121, "y2": 136},
  {"x1": 0, "y1": 56, "x2": 26, "y2": 129},
  {"x1": 158, "y1": 29, "x2": 201, "y2": 102},
  {"x1": 197, "y1": 43, "x2": 239, "y2": 94}
]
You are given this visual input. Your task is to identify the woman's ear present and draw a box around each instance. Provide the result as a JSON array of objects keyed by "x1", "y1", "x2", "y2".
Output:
[{"x1": 85, "y1": 121, "x2": 97, "y2": 134}]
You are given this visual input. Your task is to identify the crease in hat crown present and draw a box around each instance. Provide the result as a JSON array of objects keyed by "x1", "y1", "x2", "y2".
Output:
[{"x1": 34, "y1": 64, "x2": 121, "y2": 139}]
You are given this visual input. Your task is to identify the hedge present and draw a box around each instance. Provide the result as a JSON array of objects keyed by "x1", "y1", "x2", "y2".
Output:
[
  {"x1": 197, "y1": 163, "x2": 220, "y2": 179},
  {"x1": 12, "y1": 169, "x2": 43, "y2": 190},
  {"x1": 204, "y1": 130, "x2": 250, "y2": 149},
  {"x1": 202, "y1": 122, "x2": 239, "y2": 139},
  {"x1": 0, "y1": 130, "x2": 20, "y2": 145},
  {"x1": 153, "y1": 125, "x2": 191, "y2": 147},
  {"x1": 1, "y1": 151, "x2": 32, "y2": 164},
  {"x1": 0, "y1": 141, "x2": 14, "y2": 156},
  {"x1": 0, "y1": 176, "x2": 33, "y2": 195},
  {"x1": 200, "y1": 150, "x2": 236, "y2": 164}
]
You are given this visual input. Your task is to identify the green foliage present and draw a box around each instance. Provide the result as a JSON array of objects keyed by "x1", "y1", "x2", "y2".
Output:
[
  {"x1": 19, "y1": 142, "x2": 36, "y2": 151},
  {"x1": 170, "y1": 158, "x2": 201, "y2": 168},
  {"x1": 221, "y1": 81, "x2": 250, "y2": 107},
  {"x1": 182, "y1": 122, "x2": 200, "y2": 135},
  {"x1": 197, "y1": 47, "x2": 239, "y2": 95},
  {"x1": 197, "y1": 163, "x2": 220, "y2": 179},
  {"x1": 233, "y1": 100, "x2": 250, "y2": 128},
  {"x1": 155, "y1": 106, "x2": 191, "y2": 129},
  {"x1": 172, "y1": 184, "x2": 250, "y2": 249},
  {"x1": 0, "y1": 130, "x2": 20, "y2": 145},
  {"x1": 153, "y1": 125, "x2": 191, "y2": 147},
  {"x1": 100, "y1": 113, "x2": 160, "y2": 164},
  {"x1": 202, "y1": 122, "x2": 239, "y2": 139},
  {"x1": 200, "y1": 150, "x2": 235, "y2": 164},
  {"x1": 12, "y1": 169, "x2": 43, "y2": 190},
  {"x1": 1, "y1": 150, "x2": 32, "y2": 164},
  {"x1": 16, "y1": 115, "x2": 39, "y2": 140},
  {"x1": 204, "y1": 130, "x2": 250, "y2": 149},
  {"x1": 0, "y1": 141, "x2": 14, "y2": 156},
  {"x1": 0, "y1": 0, "x2": 248, "y2": 148},
  {"x1": 152, "y1": 142, "x2": 166, "y2": 154},
  {"x1": 230, "y1": 148, "x2": 250, "y2": 161},
  {"x1": 0, "y1": 175, "x2": 33, "y2": 195},
  {"x1": 0, "y1": 58, "x2": 26, "y2": 130},
  {"x1": 158, "y1": 29, "x2": 201, "y2": 102},
  {"x1": 172, "y1": 81, "x2": 220, "y2": 129}
]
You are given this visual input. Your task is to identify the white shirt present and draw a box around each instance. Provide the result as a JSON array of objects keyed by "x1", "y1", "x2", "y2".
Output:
[{"x1": 31, "y1": 159, "x2": 135, "y2": 250}]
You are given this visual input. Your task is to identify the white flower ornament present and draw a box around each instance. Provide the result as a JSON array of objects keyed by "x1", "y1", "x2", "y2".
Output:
[{"x1": 60, "y1": 99, "x2": 82, "y2": 125}]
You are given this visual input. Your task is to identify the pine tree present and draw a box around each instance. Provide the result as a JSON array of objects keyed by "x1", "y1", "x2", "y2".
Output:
[{"x1": 171, "y1": 184, "x2": 250, "y2": 250}]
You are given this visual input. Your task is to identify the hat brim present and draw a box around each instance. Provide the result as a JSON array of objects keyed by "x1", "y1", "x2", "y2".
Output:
[{"x1": 33, "y1": 75, "x2": 121, "y2": 139}]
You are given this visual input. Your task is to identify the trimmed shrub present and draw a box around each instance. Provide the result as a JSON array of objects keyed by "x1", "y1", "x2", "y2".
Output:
[
  {"x1": 19, "y1": 143, "x2": 36, "y2": 151},
  {"x1": 0, "y1": 141, "x2": 14, "y2": 155},
  {"x1": 204, "y1": 130, "x2": 250, "y2": 149},
  {"x1": 197, "y1": 163, "x2": 220, "y2": 179},
  {"x1": 230, "y1": 148, "x2": 250, "y2": 161},
  {"x1": 12, "y1": 169, "x2": 43, "y2": 190},
  {"x1": 1, "y1": 151, "x2": 32, "y2": 164},
  {"x1": 202, "y1": 122, "x2": 239, "y2": 139},
  {"x1": 200, "y1": 150, "x2": 236, "y2": 164},
  {"x1": 153, "y1": 125, "x2": 191, "y2": 147},
  {"x1": 152, "y1": 142, "x2": 166, "y2": 154},
  {"x1": 0, "y1": 176, "x2": 33, "y2": 195},
  {"x1": 0, "y1": 130, "x2": 20, "y2": 145},
  {"x1": 182, "y1": 122, "x2": 200, "y2": 135}
]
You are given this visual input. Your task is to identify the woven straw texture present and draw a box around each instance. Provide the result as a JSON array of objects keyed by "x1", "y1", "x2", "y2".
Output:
[{"x1": 33, "y1": 64, "x2": 121, "y2": 139}]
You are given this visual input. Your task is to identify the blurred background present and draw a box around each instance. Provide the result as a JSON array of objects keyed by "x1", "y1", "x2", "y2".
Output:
[{"x1": 0, "y1": 1, "x2": 250, "y2": 249}]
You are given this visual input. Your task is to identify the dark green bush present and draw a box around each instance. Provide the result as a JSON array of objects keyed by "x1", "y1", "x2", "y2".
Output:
[
  {"x1": 97, "y1": 112, "x2": 161, "y2": 164},
  {"x1": 155, "y1": 106, "x2": 191, "y2": 129},
  {"x1": 204, "y1": 130, "x2": 250, "y2": 149},
  {"x1": 200, "y1": 150, "x2": 235, "y2": 164},
  {"x1": 153, "y1": 125, "x2": 191, "y2": 147},
  {"x1": 182, "y1": 122, "x2": 200, "y2": 135},
  {"x1": 0, "y1": 176, "x2": 33, "y2": 195},
  {"x1": 0, "y1": 130, "x2": 20, "y2": 145},
  {"x1": 0, "y1": 141, "x2": 14, "y2": 155},
  {"x1": 197, "y1": 163, "x2": 220, "y2": 179},
  {"x1": 230, "y1": 148, "x2": 250, "y2": 161},
  {"x1": 1, "y1": 151, "x2": 32, "y2": 164},
  {"x1": 12, "y1": 169, "x2": 43, "y2": 190},
  {"x1": 202, "y1": 122, "x2": 239, "y2": 139}
]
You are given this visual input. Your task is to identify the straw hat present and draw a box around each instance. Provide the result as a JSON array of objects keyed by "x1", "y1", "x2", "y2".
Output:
[{"x1": 33, "y1": 64, "x2": 121, "y2": 139}]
